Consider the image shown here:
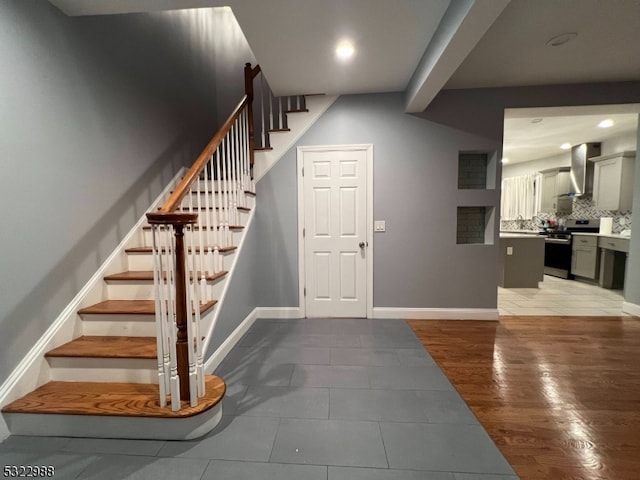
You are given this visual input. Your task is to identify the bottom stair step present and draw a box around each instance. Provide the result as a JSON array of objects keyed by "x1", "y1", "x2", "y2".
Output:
[
  {"x1": 2, "y1": 376, "x2": 225, "y2": 418},
  {"x1": 2, "y1": 376, "x2": 226, "y2": 440}
]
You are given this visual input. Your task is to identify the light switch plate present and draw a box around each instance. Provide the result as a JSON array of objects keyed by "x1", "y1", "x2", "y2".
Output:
[
  {"x1": 507, "y1": 246, "x2": 513, "y2": 255},
  {"x1": 374, "y1": 221, "x2": 386, "y2": 232}
]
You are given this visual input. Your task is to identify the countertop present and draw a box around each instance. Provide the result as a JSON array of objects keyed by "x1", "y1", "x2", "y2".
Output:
[
  {"x1": 499, "y1": 229, "x2": 543, "y2": 235},
  {"x1": 500, "y1": 233, "x2": 545, "y2": 239},
  {"x1": 572, "y1": 232, "x2": 631, "y2": 240}
]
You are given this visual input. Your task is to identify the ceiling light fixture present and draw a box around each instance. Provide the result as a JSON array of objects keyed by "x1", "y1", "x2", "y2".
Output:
[
  {"x1": 560, "y1": 143, "x2": 572, "y2": 150},
  {"x1": 598, "y1": 119, "x2": 614, "y2": 128},
  {"x1": 546, "y1": 32, "x2": 578, "y2": 47},
  {"x1": 336, "y1": 40, "x2": 355, "y2": 61}
]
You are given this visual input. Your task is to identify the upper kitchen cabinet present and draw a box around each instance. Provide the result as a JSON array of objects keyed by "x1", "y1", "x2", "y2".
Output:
[
  {"x1": 590, "y1": 151, "x2": 636, "y2": 211},
  {"x1": 539, "y1": 167, "x2": 572, "y2": 213}
]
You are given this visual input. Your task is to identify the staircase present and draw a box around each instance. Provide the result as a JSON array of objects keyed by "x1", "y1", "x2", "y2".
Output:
[
  {"x1": 0, "y1": 64, "x2": 336, "y2": 441},
  {"x1": 0, "y1": 184, "x2": 255, "y2": 440}
]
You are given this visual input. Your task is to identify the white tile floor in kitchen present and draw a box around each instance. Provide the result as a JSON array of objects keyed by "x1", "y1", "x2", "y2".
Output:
[{"x1": 498, "y1": 274, "x2": 629, "y2": 316}]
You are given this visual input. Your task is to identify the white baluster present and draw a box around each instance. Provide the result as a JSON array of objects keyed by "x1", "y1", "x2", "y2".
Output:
[
  {"x1": 215, "y1": 146, "x2": 223, "y2": 272},
  {"x1": 189, "y1": 241, "x2": 205, "y2": 398},
  {"x1": 221, "y1": 137, "x2": 230, "y2": 249},
  {"x1": 151, "y1": 225, "x2": 168, "y2": 408},
  {"x1": 229, "y1": 124, "x2": 238, "y2": 228},
  {"x1": 278, "y1": 94, "x2": 284, "y2": 130},
  {"x1": 165, "y1": 229, "x2": 181, "y2": 411},
  {"x1": 202, "y1": 157, "x2": 212, "y2": 303},
  {"x1": 260, "y1": 73, "x2": 266, "y2": 148},
  {"x1": 184, "y1": 241, "x2": 198, "y2": 407}
]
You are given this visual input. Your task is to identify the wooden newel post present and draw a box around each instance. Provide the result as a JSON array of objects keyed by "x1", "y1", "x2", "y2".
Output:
[
  {"x1": 245, "y1": 62, "x2": 260, "y2": 167},
  {"x1": 146, "y1": 212, "x2": 198, "y2": 403},
  {"x1": 172, "y1": 223, "x2": 191, "y2": 400}
]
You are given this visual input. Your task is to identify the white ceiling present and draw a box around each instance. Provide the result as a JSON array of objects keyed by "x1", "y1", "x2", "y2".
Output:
[
  {"x1": 503, "y1": 105, "x2": 640, "y2": 164},
  {"x1": 47, "y1": 0, "x2": 507, "y2": 108},
  {"x1": 446, "y1": 0, "x2": 640, "y2": 89},
  {"x1": 48, "y1": 0, "x2": 640, "y2": 157}
]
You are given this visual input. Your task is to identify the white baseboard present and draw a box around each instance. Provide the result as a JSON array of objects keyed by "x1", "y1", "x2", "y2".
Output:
[
  {"x1": 0, "y1": 167, "x2": 186, "y2": 442},
  {"x1": 255, "y1": 307, "x2": 303, "y2": 319},
  {"x1": 622, "y1": 301, "x2": 640, "y2": 317},
  {"x1": 372, "y1": 307, "x2": 499, "y2": 321},
  {"x1": 204, "y1": 308, "x2": 258, "y2": 374}
]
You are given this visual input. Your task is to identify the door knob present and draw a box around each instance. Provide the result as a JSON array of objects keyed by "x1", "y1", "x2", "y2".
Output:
[{"x1": 359, "y1": 242, "x2": 365, "y2": 249}]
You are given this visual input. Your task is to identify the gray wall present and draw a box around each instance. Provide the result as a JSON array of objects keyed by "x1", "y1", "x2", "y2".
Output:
[
  {"x1": 626, "y1": 117, "x2": 640, "y2": 306},
  {"x1": 422, "y1": 82, "x2": 640, "y2": 307},
  {"x1": 206, "y1": 215, "x2": 257, "y2": 358},
  {"x1": 254, "y1": 82, "x2": 640, "y2": 313},
  {"x1": 255, "y1": 93, "x2": 501, "y2": 310},
  {"x1": 0, "y1": 1, "x2": 254, "y2": 384}
]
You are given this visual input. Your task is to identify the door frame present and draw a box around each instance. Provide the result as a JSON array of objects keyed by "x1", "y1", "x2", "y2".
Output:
[{"x1": 297, "y1": 144, "x2": 374, "y2": 318}]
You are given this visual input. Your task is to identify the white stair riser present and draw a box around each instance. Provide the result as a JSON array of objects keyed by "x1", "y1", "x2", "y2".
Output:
[
  {"x1": 48, "y1": 357, "x2": 158, "y2": 383},
  {"x1": 127, "y1": 250, "x2": 236, "y2": 271},
  {"x1": 106, "y1": 279, "x2": 226, "y2": 301},
  {"x1": 82, "y1": 317, "x2": 156, "y2": 337},
  {"x1": 3, "y1": 404, "x2": 222, "y2": 440},
  {"x1": 141, "y1": 228, "x2": 242, "y2": 248},
  {"x1": 187, "y1": 187, "x2": 256, "y2": 208}
]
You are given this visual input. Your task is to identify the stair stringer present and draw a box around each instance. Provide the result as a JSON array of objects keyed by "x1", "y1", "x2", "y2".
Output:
[
  {"x1": 200, "y1": 208, "x2": 255, "y2": 370},
  {"x1": 252, "y1": 95, "x2": 338, "y2": 182},
  {"x1": 0, "y1": 167, "x2": 188, "y2": 441}
]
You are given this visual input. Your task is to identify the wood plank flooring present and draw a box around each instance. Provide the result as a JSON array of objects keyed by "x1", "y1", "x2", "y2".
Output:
[{"x1": 408, "y1": 315, "x2": 640, "y2": 480}]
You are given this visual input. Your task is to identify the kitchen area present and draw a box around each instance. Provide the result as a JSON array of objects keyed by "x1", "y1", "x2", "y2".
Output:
[{"x1": 498, "y1": 106, "x2": 638, "y2": 316}]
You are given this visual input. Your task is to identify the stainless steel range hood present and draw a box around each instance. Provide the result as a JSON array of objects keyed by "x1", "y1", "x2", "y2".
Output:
[{"x1": 567, "y1": 143, "x2": 601, "y2": 197}]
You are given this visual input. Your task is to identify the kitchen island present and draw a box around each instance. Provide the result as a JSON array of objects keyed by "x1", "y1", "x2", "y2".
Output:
[{"x1": 499, "y1": 233, "x2": 545, "y2": 288}]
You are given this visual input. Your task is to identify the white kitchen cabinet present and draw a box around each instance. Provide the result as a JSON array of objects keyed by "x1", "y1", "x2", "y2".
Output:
[
  {"x1": 590, "y1": 151, "x2": 635, "y2": 211},
  {"x1": 571, "y1": 235, "x2": 598, "y2": 279},
  {"x1": 539, "y1": 167, "x2": 572, "y2": 213}
]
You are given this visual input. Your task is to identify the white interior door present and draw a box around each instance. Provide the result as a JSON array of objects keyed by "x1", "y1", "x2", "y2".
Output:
[{"x1": 301, "y1": 147, "x2": 369, "y2": 317}]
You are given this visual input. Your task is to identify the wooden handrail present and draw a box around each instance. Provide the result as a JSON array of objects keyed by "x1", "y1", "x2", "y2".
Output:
[{"x1": 157, "y1": 95, "x2": 249, "y2": 214}]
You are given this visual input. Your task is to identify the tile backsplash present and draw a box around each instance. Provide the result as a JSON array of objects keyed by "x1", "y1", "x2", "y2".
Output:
[{"x1": 501, "y1": 196, "x2": 632, "y2": 233}]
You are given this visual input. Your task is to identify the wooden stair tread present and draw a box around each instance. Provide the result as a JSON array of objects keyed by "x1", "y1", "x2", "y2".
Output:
[
  {"x1": 1, "y1": 376, "x2": 225, "y2": 418},
  {"x1": 285, "y1": 108, "x2": 309, "y2": 113},
  {"x1": 143, "y1": 225, "x2": 244, "y2": 231},
  {"x1": 269, "y1": 128, "x2": 290, "y2": 133},
  {"x1": 125, "y1": 245, "x2": 237, "y2": 254},
  {"x1": 78, "y1": 299, "x2": 217, "y2": 315},
  {"x1": 45, "y1": 336, "x2": 157, "y2": 359},
  {"x1": 254, "y1": 147, "x2": 273, "y2": 151},
  {"x1": 104, "y1": 270, "x2": 228, "y2": 282}
]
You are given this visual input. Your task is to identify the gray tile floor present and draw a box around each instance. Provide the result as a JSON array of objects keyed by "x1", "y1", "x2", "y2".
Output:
[
  {"x1": 499, "y1": 274, "x2": 627, "y2": 316},
  {"x1": 0, "y1": 318, "x2": 519, "y2": 480}
]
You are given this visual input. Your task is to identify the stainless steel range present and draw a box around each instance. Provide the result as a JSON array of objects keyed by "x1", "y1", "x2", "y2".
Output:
[{"x1": 543, "y1": 219, "x2": 600, "y2": 279}]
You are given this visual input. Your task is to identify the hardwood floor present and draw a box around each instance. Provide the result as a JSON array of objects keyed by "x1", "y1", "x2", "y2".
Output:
[{"x1": 408, "y1": 316, "x2": 640, "y2": 480}]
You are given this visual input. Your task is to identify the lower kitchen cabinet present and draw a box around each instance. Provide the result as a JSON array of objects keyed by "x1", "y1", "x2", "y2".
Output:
[{"x1": 571, "y1": 235, "x2": 598, "y2": 279}]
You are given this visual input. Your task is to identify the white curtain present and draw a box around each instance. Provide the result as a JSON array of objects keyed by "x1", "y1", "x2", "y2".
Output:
[{"x1": 501, "y1": 174, "x2": 539, "y2": 220}]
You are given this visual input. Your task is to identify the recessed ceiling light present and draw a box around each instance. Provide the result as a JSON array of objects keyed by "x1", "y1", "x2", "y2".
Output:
[
  {"x1": 560, "y1": 143, "x2": 572, "y2": 150},
  {"x1": 501, "y1": 157, "x2": 509, "y2": 163},
  {"x1": 336, "y1": 41, "x2": 355, "y2": 60},
  {"x1": 598, "y1": 119, "x2": 614, "y2": 128},
  {"x1": 531, "y1": 118, "x2": 543, "y2": 124},
  {"x1": 546, "y1": 32, "x2": 578, "y2": 47}
]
